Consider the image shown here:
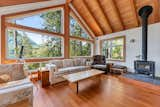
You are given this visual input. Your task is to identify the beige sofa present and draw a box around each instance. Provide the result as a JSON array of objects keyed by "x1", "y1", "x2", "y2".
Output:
[
  {"x1": 47, "y1": 58, "x2": 92, "y2": 84},
  {"x1": 0, "y1": 64, "x2": 33, "y2": 107}
]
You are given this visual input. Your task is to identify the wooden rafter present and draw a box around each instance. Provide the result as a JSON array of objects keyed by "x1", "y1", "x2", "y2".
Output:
[
  {"x1": 5, "y1": 22, "x2": 64, "y2": 37},
  {"x1": 84, "y1": 0, "x2": 112, "y2": 34},
  {"x1": 0, "y1": 0, "x2": 50, "y2": 7},
  {"x1": 114, "y1": 0, "x2": 139, "y2": 29},
  {"x1": 99, "y1": 0, "x2": 124, "y2": 32},
  {"x1": 129, "y1": 0, "x2": 139, "y2": 27},
  {"x1": 72, "y1": 0, "x2": 103, "y2": 36},
  {"x1": 153, "y1": 0, "x2": 160, "y2": 22}
]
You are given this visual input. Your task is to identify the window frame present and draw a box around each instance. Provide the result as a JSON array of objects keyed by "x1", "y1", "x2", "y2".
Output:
[{"x1": 100, "y1": 36, "x2": 126, "y2": 62}]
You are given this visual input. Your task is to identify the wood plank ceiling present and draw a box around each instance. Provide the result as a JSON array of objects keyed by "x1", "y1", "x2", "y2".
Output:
[
  {"x1": 71, "y1": 0, "x2": 160, "y2": 36},
  {"x1": 1, "y1": 0, "x2": 160, "y2": 37}
]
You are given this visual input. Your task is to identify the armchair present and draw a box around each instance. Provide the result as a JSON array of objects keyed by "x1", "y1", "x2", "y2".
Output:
[{"x1": 91, "y1": 55, "x2": 108, "y2": 72}]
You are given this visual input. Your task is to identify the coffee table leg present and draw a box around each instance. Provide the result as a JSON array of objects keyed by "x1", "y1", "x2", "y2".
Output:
[
  {"x1": 69, "y1": 82, "x2": 79, "y2": 94},
  {"x1": 76, "y1": 82, "x2": 78, "y2": 94}
]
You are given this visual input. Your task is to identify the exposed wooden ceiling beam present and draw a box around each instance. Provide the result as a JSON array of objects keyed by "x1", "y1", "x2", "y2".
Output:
[
  {"x1": 0, "y1": 0, "x2": 50, "y2": 7},
  {"x1": 129, "y1": 0, "x2": 139, "y2": 27},
  {"x1": 84, "y1": 0, "x2": 112, "y2": 34},
  {"x1": 99, "y1": 0, "x2": 124, "y2": 32},
  {"x1": 153, "y1": 0, "x2": 160, "y2": 22},
  {"x1": 112, "y1": 0, "x2": 125, "y2": 30},
  {"x1": 72, "y1": 0, "x2": 103, "y2": 36},
  {"x1": 114, "y1": 0, "x2": 139, "y2": 29}
]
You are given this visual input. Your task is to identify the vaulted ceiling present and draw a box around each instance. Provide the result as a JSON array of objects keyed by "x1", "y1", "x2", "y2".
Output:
[
  {"x1": 1, "y1": 0, "x2": 160, "y2": 37},
  {"x1": 71, "y1": 0, "x2": 160, "y2": 36}
]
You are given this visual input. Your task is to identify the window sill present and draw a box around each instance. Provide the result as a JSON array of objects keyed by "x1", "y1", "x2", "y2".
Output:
[
  {"x1": 3, "y1": 57, "x2": 64, "y2": 64},
  {"x1": 70, "y1": 56, "x2": 92, "y2": 58}
]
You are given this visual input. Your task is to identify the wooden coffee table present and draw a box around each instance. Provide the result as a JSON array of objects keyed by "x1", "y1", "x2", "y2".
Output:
[{"x1": 63, "y1": 69, "x2": 105, "y2": 94}]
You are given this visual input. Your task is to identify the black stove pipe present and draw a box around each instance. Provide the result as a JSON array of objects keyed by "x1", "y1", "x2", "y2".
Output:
[{"x1": 138, "y1": 6, "x2": 153, "y2": 61}]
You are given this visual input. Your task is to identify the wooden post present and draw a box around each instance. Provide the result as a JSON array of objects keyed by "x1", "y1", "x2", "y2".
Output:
[
  {"x1": 64, "y1": 3, "x2": 70, "y2": 59},
  {"x1": 1, "y1": 16, "x2": 6, "y2": 64}
]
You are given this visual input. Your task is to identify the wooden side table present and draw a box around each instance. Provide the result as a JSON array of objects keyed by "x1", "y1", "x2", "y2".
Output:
[
  {"x1": 106, "y1": 63, "x2": 114, "y2": 73},
  {"x1": 38, "y1": 68, "x2": 50, "y2": 88}
]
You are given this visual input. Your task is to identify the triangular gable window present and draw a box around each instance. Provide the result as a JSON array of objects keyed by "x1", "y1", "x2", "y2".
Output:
[{"x1": 70, "y1": 15, "x2": 91, "y2": 39}]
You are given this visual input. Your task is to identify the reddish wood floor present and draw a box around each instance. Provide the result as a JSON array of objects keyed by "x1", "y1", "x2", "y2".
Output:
[{"x1": 33, "y1": 75, "x2": 160, "y2": 107}]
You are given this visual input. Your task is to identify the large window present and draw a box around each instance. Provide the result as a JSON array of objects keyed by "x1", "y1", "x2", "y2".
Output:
[
  {"x1": 1, "y1": 6, "x2": 94, "y2": 63},
  {"x1": 7, "y1": 29, "x2": 63, "y2": 59},
  {"x1": 101, "y1": 36, "x2": 125, "y2": 61},
  {"x1": 70, "y1": 39, "x2": 92, "y2": 57},
  {"x1": 9, "y1": 9, "x2": 63, "y2": 33}
]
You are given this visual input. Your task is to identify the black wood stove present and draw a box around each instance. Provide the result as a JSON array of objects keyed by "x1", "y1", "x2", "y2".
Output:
[{"x1": 134, "y1": 6, "x2": 155, "y2": 78}]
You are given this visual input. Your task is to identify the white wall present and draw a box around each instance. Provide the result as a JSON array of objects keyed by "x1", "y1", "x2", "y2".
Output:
[{"x1": 96, "y1": 22, "x2": 160, "y2": 77}]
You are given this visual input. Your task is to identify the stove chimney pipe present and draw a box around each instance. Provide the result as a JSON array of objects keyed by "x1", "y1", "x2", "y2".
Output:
[{"x1": 138, "y1": 6, "x2": 153, "y2": 61}]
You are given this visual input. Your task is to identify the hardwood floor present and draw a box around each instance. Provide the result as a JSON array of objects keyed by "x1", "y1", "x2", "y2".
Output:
[{"x1": 33, "y1": 75, "x2": 160, "y2": 107}]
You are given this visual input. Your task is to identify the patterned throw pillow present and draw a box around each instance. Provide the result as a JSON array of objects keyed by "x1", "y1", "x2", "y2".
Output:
[
  {"x1": 73, "y1": 58, "x2": 82, "y2": 66},
  {"x1": 0, "y1": 74, "x2": 11, "y2": 84},
  {"x1": 63, "y1": 59, "x2": 74, "y2": 68},
  {"x1": 49, "y1": 60, "x2": 63, "y2": 69}
]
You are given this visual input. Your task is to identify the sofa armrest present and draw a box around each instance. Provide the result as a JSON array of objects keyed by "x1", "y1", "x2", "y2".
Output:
[
  {"x1": 0, "y1": 78, "x2": 32, "y2": 91},
  {"x1": 46, "y1": 64, "x2": 58, "y2": 72},
  {"x1": 46, "y1": 64, "x2": 58, "y2": 85},
  {"x1": 0, "y1": 79, "x2": 33, "y2": 107}
]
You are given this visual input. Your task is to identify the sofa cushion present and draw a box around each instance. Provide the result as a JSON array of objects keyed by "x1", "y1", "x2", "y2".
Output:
[
  {"x1": 0, "y1": 78, "x2": 31, "y2": 90},
  {"x1": 12, "y1": 64, "x2": 26, "y2": 81},
  {"x1": 0, "y1": 64, "x2": 25, "y2": 81},
  {"x1": 73, "y1": 58, "x2": 86, "y2": 66},
  {"x1": 73, "y1": 58, "x2": 82, "y2": 66},
  {"x1": 54, "y1": 66, "x2": 90, "y2": 76},
  {"x1": 81, "y1": 58, "x2": 87, "y2": 66},
  {"x1": 49, "y1": 60, "x2": 63, "y2": 69},
  {"x1": 63, "y1": 59, "x2": 74, "y2": 68},
  {"x1": 91, "y1": 64, "x2": 106, "y2": 69},
  {"x1": 112, "y1": 65, "x2": 127, "y2": 69}
]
